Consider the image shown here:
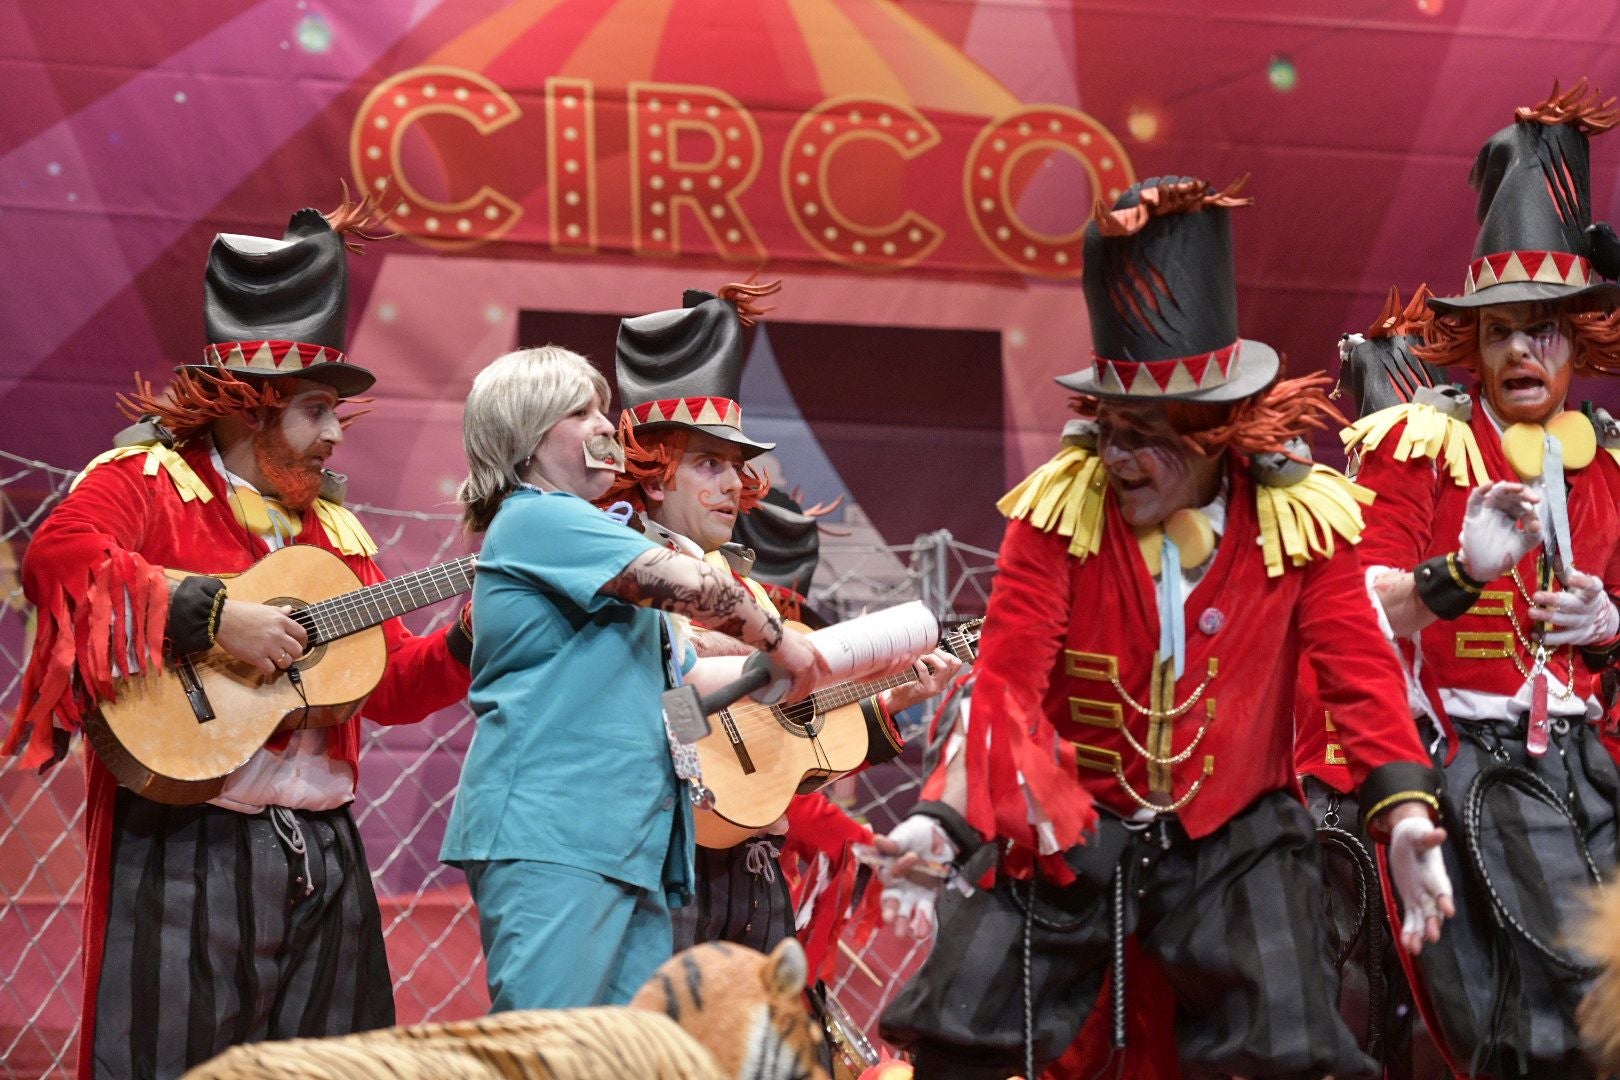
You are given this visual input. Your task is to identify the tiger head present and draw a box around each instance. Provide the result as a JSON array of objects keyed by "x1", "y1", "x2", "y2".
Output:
[{"x1": 630, "y1": 939, "x2": 830, "y2": 1080}]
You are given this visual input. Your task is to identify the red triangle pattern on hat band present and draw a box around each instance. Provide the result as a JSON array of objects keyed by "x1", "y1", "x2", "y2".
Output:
[
  {"x1": 1093, "y1": 340, "x2": 1240, "y2": 397},
  {"x1": 203, "y1": 340, "x2": 349, "y2": 372},
  {"x1": 1465, "y1": 251, "x2": 1591, "y2": 295},
  {"x1": 630, "y1": 396, "x2": 745, "y2": 430}
]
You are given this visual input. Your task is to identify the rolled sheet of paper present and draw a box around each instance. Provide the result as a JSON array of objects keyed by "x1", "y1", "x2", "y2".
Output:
[{"x1": 756, "y1": 600, "x2": 941, "y2": 704}]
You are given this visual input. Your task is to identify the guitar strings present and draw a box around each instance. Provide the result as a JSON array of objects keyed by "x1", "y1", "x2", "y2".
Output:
[{"x1": 705, "y1": 627, "x2": 981, "y2": 737}]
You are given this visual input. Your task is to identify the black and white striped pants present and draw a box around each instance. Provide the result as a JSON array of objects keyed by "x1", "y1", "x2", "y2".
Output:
[
  {"x1": 92, "y1": 790, "x2": 394, "y2": 1080},
  {"x1": 882, "y1": 790, "x2": 1374, "y2": 1080},
  {"x1": 1412, "y1": 716, "x2": 1619, "y2": 1079}
]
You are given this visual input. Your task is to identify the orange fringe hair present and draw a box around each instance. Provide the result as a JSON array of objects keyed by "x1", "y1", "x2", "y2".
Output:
[
  {"x1": 115, "y1": 183, "x2": 388, "y2": 443},
  {"x1": 1415, "y1": 298, "x2": 1620, "y2": 376},
  {"x1": 1072, "y1": 372, "x2": 1347, "y2": 464},
  {"x1": 1418, "y1": 80, "x2": 1620, "y2": 375},
  {"x1": 598, "y1": 412, "x2": 771, "y2": 514}
]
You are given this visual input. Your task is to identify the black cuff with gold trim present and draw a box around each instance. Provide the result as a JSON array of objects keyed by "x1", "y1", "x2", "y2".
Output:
[
  {"x1": 1414, "y1": 553, "x2": 1485, "y2": 620},
  {"x1": 167, "y1": 575, "x2": 227, "y2": 655},
  {"x1": 860, "y1": 693, "x2": 905, "y2": 765},
  {"x1": 910, "y1": 800, "x2": 984, "y2": 863},
  {"x1": 1357, "y1": 760, "x2": 1441, "y2": 839}
]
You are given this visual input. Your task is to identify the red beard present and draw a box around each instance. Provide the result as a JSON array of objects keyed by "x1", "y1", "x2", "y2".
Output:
[{"x1": 252, "y1": 421, "x2": 325, "y2": 510}]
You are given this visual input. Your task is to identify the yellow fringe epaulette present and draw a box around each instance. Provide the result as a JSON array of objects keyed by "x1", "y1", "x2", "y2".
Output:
[
  {"x1": 996, "y1": 443, "x2": 1108, "y2": 559},
  {"x1": 1607, "y1": 447, "x2": 1620, "y2": 468},
  {"x1": 1340, "y1": 401, "x2": 1488, "y2": 488},
  {"x1": 71, "y1": 444, "x2": 214, "y2": 504},
  {"x1": 1255, "y1": 465, "x2": 1376, "y2": 578},
  {"x1": 312, "y1": 500, "x2": 378, "y2": 557}
]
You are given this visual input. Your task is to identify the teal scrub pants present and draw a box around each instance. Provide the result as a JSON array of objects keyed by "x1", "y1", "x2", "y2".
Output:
[{"x1": 464, "y1": 859, "x2": 673, "y2": 1010}]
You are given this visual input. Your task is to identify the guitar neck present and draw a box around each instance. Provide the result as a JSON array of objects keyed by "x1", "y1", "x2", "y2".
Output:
[
  {"x1": 806, "y1": 624, "x2": 979, "y2": 713},
  {"x1": 302, "y1": 555, "x2": 477, "y2": 644}
]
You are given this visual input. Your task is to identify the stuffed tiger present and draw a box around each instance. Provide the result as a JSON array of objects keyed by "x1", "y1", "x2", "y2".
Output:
[{"x1": 182, "y1": 939, "x2": 828, "y2": 1080}]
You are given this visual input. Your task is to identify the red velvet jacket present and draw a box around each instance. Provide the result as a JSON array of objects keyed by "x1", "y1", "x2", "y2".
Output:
[
  {"x1": 4, "y1": 442, "x2": 470, "y2": 1080},
  {"x1": 1354, "y1": 402, "x2": 1620, "y2": 713},
  {"x1": 947, "y1": 459, "x2": 1435, "y2": 878}
]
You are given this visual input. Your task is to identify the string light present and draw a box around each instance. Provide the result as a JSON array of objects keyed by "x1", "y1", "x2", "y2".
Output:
[
  {"x1": 1126, "y1": 103, "x2": 1164, "y2": 143},
  {"x1": 1268, "y1": 55, "x2": 1299, "y2": 93}
]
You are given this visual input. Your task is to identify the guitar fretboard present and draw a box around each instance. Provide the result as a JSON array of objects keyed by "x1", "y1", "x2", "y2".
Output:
[{"x1": 296, "y1": 555, "x2": 477, "y2": 644}]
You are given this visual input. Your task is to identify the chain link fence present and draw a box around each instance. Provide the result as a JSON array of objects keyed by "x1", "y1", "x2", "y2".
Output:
[{"x1": 0, "y1": 449, "x2": 996, "y2": 1078}]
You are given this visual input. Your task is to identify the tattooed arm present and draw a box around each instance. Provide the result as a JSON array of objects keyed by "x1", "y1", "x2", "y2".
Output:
[
  {"x1": 600, "y1": 547, "x2": 826, "y2": 699},
  {"x1": 688, "y1": 627, "x2": 755, "y2": 658}
]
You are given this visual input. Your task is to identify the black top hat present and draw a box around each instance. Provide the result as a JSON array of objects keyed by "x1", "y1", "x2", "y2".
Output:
[
  {"x1": 184, "y1": 206, "x2": 375, "y2": 397},
  {"x1": 1430, "y1": 80, "x2": 1620, "y2": 312},
  {"x1": 1057, "y1": 176, "x2": 1279, "y2": 403},
  {"x1": 615, "y1": 287, "x2": 776, "y2": 458},
  {"x1": 1339, "y1": 285, "x2": 1453, "y2": 417}
]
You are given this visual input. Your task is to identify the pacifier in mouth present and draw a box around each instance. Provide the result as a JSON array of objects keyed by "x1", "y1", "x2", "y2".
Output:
[{"x1": 583, "y1": 434, "x2": 626, "y2": 473}]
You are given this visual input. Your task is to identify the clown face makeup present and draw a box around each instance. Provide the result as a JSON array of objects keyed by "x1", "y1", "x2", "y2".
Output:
[
  {"x1": 1477, "y1": 302, "x2": 1574, "y2": 425},
  {"x1": 644, "y1": 431, "x2": 748, "y2": 553},
  {"x1": 1097, "y1": 402, "x2": 1223, "y2": 528}
]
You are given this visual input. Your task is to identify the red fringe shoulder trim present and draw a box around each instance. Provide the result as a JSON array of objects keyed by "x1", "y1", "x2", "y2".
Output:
[
  {"x1": 962, "y1": 667, "x2": 1096, "y2": 885},
  {"x1": 3, "y1": 553, "x2": 170, "y2": 769}
]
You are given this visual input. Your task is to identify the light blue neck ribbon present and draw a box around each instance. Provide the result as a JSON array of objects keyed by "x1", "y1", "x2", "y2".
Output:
[
  {"x1": 1542, "y1": 434, "x2": 1573, "y2": 576},
  {"x1": 1158, "y1": 534, "x2": 1186, "y2": 680}
]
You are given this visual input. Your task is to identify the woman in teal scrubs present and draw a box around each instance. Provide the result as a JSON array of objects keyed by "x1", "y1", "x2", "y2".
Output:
[{"x1": 443, "y1": 346, "x2": 820, "y2": 1009}]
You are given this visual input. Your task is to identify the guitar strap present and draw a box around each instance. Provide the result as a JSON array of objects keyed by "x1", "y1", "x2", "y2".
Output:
[{"x1": 658, "y1": 612, "x2": 711, "y2": 805}]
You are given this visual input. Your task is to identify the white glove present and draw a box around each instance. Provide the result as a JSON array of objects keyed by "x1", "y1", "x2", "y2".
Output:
[
  {"x1": 879, "y1": 815, "x2": 957, "y2": 940},
  {"x1": 1532, "y1": 570, "x2": 1620, "y2": 647},
  {"x1": 1457, "y1": 481, "x2": 1542, "y2": 582},
  {"x1": 1388, "y1": 815, "x2": 1454, "y2": 956}
]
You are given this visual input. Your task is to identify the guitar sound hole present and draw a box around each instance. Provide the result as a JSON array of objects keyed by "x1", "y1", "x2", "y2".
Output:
[
  {"x1": 773, "y1": 706, "x2": 826, "y2": 739},
  {"x1": 266, "y1": 596, "x2": 328, "y2": 669}
]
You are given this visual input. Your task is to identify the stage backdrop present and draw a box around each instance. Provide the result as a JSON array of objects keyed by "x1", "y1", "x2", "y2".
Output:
[
  {"x1": 4, "y1": 0, "x2": 1620, "y2": 539},
  {"x1": 4, "y1": 3, "x2": 1620, "y2": 1073}
]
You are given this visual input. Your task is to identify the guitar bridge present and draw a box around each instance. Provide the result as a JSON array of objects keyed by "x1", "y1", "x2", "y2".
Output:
[
  {"x1": 719, "y1": 709, "x2": 756, "y2": 775},
  {"x1": 174, "y1": 654, "x2": 216, "y2": 724}
]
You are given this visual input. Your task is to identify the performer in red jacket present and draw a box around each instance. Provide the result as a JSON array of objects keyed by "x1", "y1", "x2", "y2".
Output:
[
  {"x1": 1341, "y1": 80, "x2": 1620, "y2": 1078},
  {"x1": 876, "y1": 175, "x2": 1452, "y2": 1080},
  {"x1": 2, "y1": 195, "x2": 473, "y2": 1080},
  {"x1": 600, "y1": 282, "x2": 958, "y2": 971}
]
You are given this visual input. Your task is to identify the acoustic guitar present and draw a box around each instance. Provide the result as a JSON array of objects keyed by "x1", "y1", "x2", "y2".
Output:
[
  {"x1": 693, "y1": 619, "x2": 982, "y2": 848},
  {"x1": 85, "y1": 544, "x2": 475, "y2": 805}
]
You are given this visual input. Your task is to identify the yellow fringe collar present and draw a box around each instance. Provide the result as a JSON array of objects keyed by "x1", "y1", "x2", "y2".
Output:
[
  {"x1": 74, "y1": 443, "x2": 377, "y2": 557},
  {"x1": 1340, "y1": 401, "x2": 1488, "y2": 488},
  {"x1": 998, "y1": 446, "x2": 1374, "y2": 578}
]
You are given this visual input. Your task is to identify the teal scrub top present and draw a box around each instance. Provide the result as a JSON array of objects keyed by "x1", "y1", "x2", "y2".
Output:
[{"x1": 441, "y1": 488, "x2": 695, "y2": 900}]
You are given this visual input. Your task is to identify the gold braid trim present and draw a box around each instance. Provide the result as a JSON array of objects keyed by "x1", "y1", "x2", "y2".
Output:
[
  {"x1": 1364, "y1": 790, "x2": 1440, "y2": 822},
  {"x1": 72, "y1": 444, "x2": 215, "y2": 504},
  {"x1": 1340, "y1": 401, "x2": 1489, "y2": 488},
  {"x1": 995, "y1": 444, "x2": 1108, "y2": 559},
  {"x1": 312, "y1": 500, "x2": 378, "y2": 557},
  {"x1": 1254, "y1": 465, "x2": 1376, "y2": 579}
]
